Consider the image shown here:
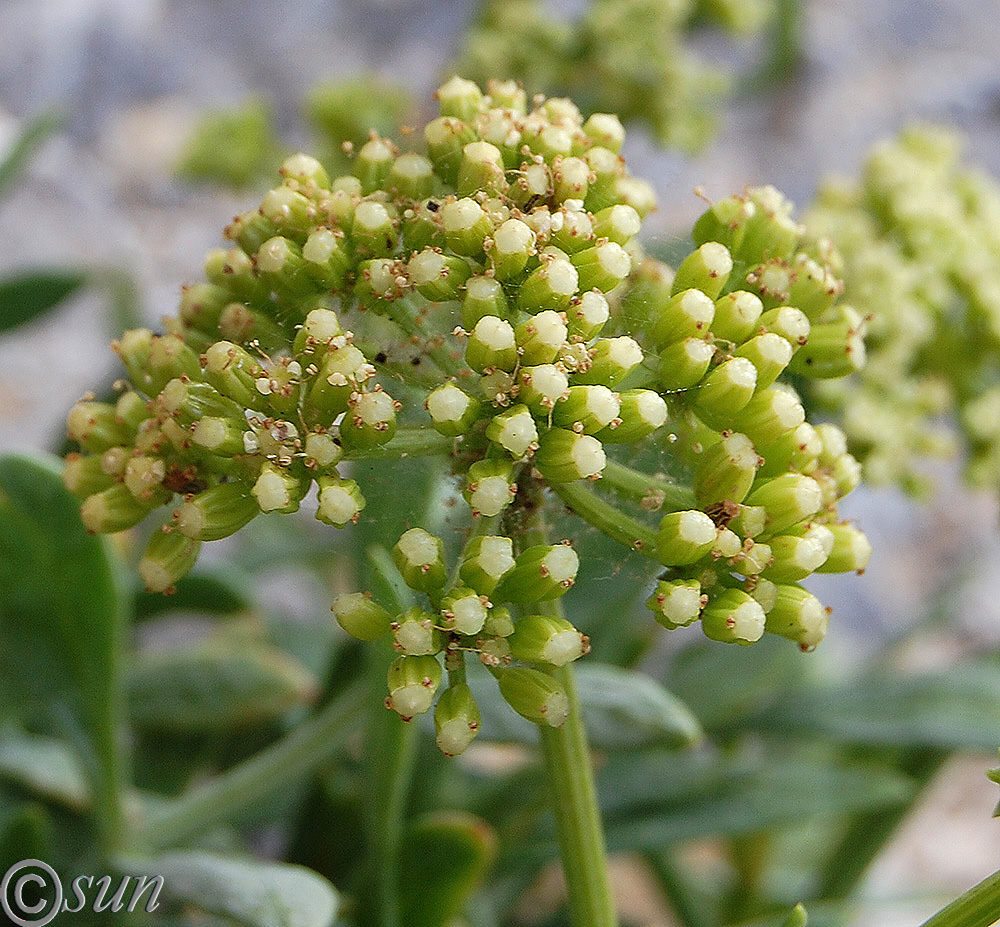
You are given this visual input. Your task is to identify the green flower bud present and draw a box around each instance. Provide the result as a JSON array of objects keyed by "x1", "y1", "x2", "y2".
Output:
[
  {"x1": 386, "y1": 152, "x2": 435, "y2": 199},
  {"x1": 592, "y1": 204, "x2": 641, "y2": 245},
  {"x1": 326, "y1": 178, "x2": 361, "y2": 231},
  {"x1": 764, "y1": 584, "x2": 830, "y2": 650},
  {"x1": 393, "y1": 607, "x2": 443, "y2": 656},
  {"x1": 462, "y1": 275, "x2": 509, "y2": 328},
  {"x1": 551, "y1": 205, "x2": 595, "y2": 254},
  {"x1": 225, "y1": 211, "x2": 281, "y2": 256},
  {"x1": 756, "y1": 422, "x2": 822, "y2": 478},
  {"x1": 594, "y1": 389, "x2": 667, "y2": 443},
  {"x1": 302, "y1": 228, "x2": 351, "y2": 289},
  {"x1": 202, "y1": 340, "x2": 262, "y2": 408},
  {"x1": 787, "y1": 253, "x2": 842, "y2": 320},
  {"x1": 332, "y1": 591, "x2": 392, "y2": 641},
  {"x1": 115, "y1": 391, "x2": 150, "y2": 433},
  {"x1": 509, "y1": 614, "x2": 588, "y2": 667},
  {"x1": 476, "y1": 107, "x2": 523, "y2": 167},
  {"x1": 308, "y1": 343, "x2": 375, "y2": 417},
  {"x1": 534, "y1": 429, "x2": 607, "y2": 482},
  {"x1": 582, "y1": 146, "x2": 625, "y2": 213},
  {"x1": 517, "y1": 364, "x2": 570, "y2": 413},
  {"x1": 694, "y1": 432, "x2": 759, "y2": 506},
  {"x1": 702, "y1": 588, "x2": 766, "y2": 645},
  {"x1": 712, "y1": 290, "x2": 764, "y2": 344},
  {"x1": 99, "y1": 446, "x2": 129, "y2": 478},
  {"x1": 386, "y1": 654, "x2": 442, "y2": 720},
  {"x1": 509, "y1": 161, "x2": 551, "y2": 209},
  {"x1": 188, "y1": 416, "x2": 244, "y2": 456},
  {"x1": 63, "y1": 453, "x2": 115, "y2": 498},
  {"x1": 483, "y1": 605, "x2": 515, "y2": 637},
  {"x1": 733, "y1": 539, "x2": 772, "y2": 576},
  {"x1": 437, "y1": 76, "x2": 485, "y2": 121},
  {"x1": 465, "y1": 459, "x2": 517, "y2": 517},
  {"x1": 139, "y1": 529, "x2": 201, "y2": 593},
  {"x1": 459, "y1": 535, "x2": 516, "y2": 596},
  {"x1": 650, "y1": 289, "x2": 716, "y2": 347},
  {"x1": 178, "y1": 283, "x2": 229, "y2": 335},
  {"x1": 217, "y1": 302, "x2": 286, "y2": 352},
  {"x1": 457, "y1": 140, "x2": 506, "y2": 196},
  {"x1": 407, "y1": 248, "x2": 473, "y2": 301},
  {"x1": 260, "y1": 187, "x2": 319, "y2": 238},
  {"x1": 566, "y1": 290, "x2": 609, "y2": 340},
  {"x1": 815, "y1": 423, "x2": 848, "y2": 468},
  {"x1": 787, "y1": 306, "x2": 866, "y2": 378},
  {"x1": 393, "y1": 527, "x2": 447, "y2": 592},
  {"x1": 175, "y1": 483, "x2": 260, "y2": 541},
  {"x1": 692, "y1": 357, "x2": 758, "y2": 430},
  {"x1": 749, "y1": 576, "x2": 779, "y2": 613},
  {"x1": 425, "y1": 382, "x2": 482, "y2": 436},
  {"x1": 496, "y1": 666, "x2": 569, "y2": 727},
  {"x1": 315, "y1": 476, "x2": 365, "y2": 527},
  {"x1": 760, "y1": 534, "x2": 829, "y2": 582},
  {"x1": 438, "y1": 198, "x2": 490, "y2": 257},
  {"x1": 736, "y1": 386, "x2": 807, "y2": 446},
  {"x1": 573, "y1": 336, "x2": 643, "y2": 387},
  {"x1": 425, "y1": 117, "x2": 477, "y2": 185},
  {"x1": 583, "y1": 112, "x2": 625, "y2": 152},
  {"x1": 745, "y1": 473, "x2": 823, "y2": 536},
  {"x1": 515, "y1": 309, "x2": 568, "y2": 366},
  {"x1": 646, "y1": 578, "x2": 704, "y2": 630},
  {"x1": 570, "y1": 240, "x2": 631, "y2": 293},
  {"x1": 493, "y1": 543, "x2": 579, "y2": 603},
  {"x1": 440, "y1": 587, "x2": 490, "y2": 635},
  {"x1": 402, "y1": 199, "x2": 445, "y2": 252},
  {"x1": 553, "y1": 156, "x2": 591, "y2": 204},
  {"x1": 656, "y1": 337, "x2": 715, "y2": 391},
  {"x1": 248, "y1": 463, "x2": 302, "y2": 514},
  {"x1": 692, "y1": 194, "x2": 756, "y2": 253},
  {"x1": 656, "y1": 510, "x2": 718, "y2": 566},
  {"x1": 123, "y1": 455, "x2": 168, "y2": 503},
  {"x1": 728, "y1": 504, "x2": 768, "y2": 539},
  {"x1": 671, "y1": 242, "x2": 733, "y2": 300},
  {"x1": 711, "y1": 527, "x2": 744, "y2": 560},
  {"x1": 758, "y1": 306, "x2": 810, "y2": 348},
  {"x1": 815, "y1": 523, "x2": 871, "y2": 573},
  {"x1": 522, "y1": 119, "x2": 573, "y2": 162},
  {"x1": 355, "y1": 136, "x2": 396, "y2": 195},
  {"x1": 552, "y1": 385, "x2": 621, "y2": 435},
  {"x1": 339, "y1": 388, "x2": 399, "y2": 450},
  {"x1": 280, "y1": 152, "x2": 330, "y2": 191},
  {"x1": 434, "y1": 682, "x2": 481, "y2": 757},
  {"x1": 80, "y1": 483, "x2": 153, "y2": 534},
  {"x1": 831, "y1": 452, "x2": 862, "y2": 499},
  {"x1": 490, "y1": 218, "x2": 535, "y2": 281},
  {"x1": 734, "y1": 333, "x2": 794, "y2": 391},
  {"x1": 156, "y1": 378, "x2": 245, "y2": 426},
  {"x1": 467, "y1": 315, "x2": 518, "y2": 372},
  {"x1": 486, "y1": 404, "x2": 538, "y2": 459},
  {"x1": 67, "y1": 401, "x2": 131, "y2": 452},
  {"x1": 351, "y1": 200, "x2": 399, "y2": 259},
  {"x1": 303, "y1": 432, "x2": 342, "y2": 471},
  {"x1": 518, "y1": 256, "x2": 579, "y2": 314}
]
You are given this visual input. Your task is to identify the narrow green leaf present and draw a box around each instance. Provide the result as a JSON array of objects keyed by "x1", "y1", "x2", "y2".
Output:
[
  {"x1": 398, "y1": 811, "x2": 498, "y2": 927},
  {"x1": 0, "y1": 109, "x2": 64, "y2": 197},
  {"x1": 0, "y1": 802, "x2": 53, "y2": 869},
  {"x1": 759, "y1": 662, "x2": 1000, "y2": 751},
  {"x1": 574, "y1": 663, "x2": 702, "y2": 749},
  {"x1": 0, "y1": 728, "x2": 90, "y2": 811},
  {"x1": 128, "y1": 642, "x2": 319, "y2": 733},
  {"x1": 0, "y1": 269, "x2": 87, "y2": 333},
  {"x1": 0, "y1": 452, "x2": 125, "y2": 849},
  {"x1": 132, "y1": 566, "x2": 255, "y2": 621},
  {"x1": 124, "y1": 851, "x2": 339, "y2": 927},
  {"x1": 781, "y1": 902, "x2": 809, "y2": 927}
]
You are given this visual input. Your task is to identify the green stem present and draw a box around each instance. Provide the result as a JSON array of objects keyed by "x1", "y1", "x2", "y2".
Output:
[
  {"x1": 344, "y1": 426, "x2": 455, "y2": 460},
  {"x1": 643, "y1": 851, "x2": 715, "y2": 927},
  {"x1": 600, "y1": 460, "x2": 697, "y2": 512},
  {"x1": 551, "y1": 479, "x2": 659, "y2": 557},
  {"x1": 133, "y1": 680, "x2": 367, "y2": 850},
  {"x1": 919, "y1": 868, "x2": 1000, "y2": 927},
  {"x1": 539, "y1": 662, "x2": 618, "y2": 927}
]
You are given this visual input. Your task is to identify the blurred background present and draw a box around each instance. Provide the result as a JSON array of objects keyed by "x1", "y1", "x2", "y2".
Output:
[{"x1": 2, "y1": 1, "x2": 1000, "y2": 924}]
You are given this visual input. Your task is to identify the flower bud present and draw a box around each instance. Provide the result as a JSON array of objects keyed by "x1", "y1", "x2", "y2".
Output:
[
  {"x1": 518, "y1": 256, "x2": 579, "y2": 314},
  {"x1": 250, "y1": 463, "x2": 305, "y2": 514},
  {"x1": 517, "y1": 364, "x2": 570, "y2": 413},
  {"x1": 756, "y1": 423, "x2": 822, "y2": 478},
  {"x1": 316, "y1": 476, "x2": 366, "y2": 527},
  {"x1": 712, "y1": 290, "x2": 763, "y2": 344},
  {"x1": 403, "y1": 199, "x2": 445, "y2": 252},
  {"x1": 814, "y1": 523, "x2": 871, "y2": 573},
  {"x1": 650, "y1": 289, "x2": 716, "y2": 348},
  {"x1": 67, "y1": 401, "x2": 131, "y2": 452},
  {"x1": 566, "y1": 290, "x2": 609, "y2": 340},
  {"x1": 490, "y1": 218, "x2": 535, "y2": 281},
  {"x1": 671, "y1": 242, "x2": 733, "y2": 300},
  {"x1": 440, "y1": 198, "x2": 492, "y2": 257},
  {"x1": 534, "y1": 429, "x2": 607, "y2": 482},
  {"x1": 656, "y1": 510, "x2": 717, "y2": 566},
  {"x1": 260, "y1": 187, "x2": 319, "y2": 236},
  {"x1": 486, "y1": 404, "x2": 538, "y2": 459},
  {"x1": 692, "y1": 357, "x2": 758, "y2": 430},
  {"x1": 386, "y1": 151, "x2": 435, "y2": 199},
  {"x1": 462, "y1": 275, "x2": 509, "y2": 328},
  {"x1": 728, "y1": 504, "x2": 768, "y2": 539},
  {"x1": 583, "y1": 146, "x2": 625, "y2": 213},
  {"x1": 733, "y1": 539, "x2": 772, "y2": 576},
  {"x1": 332, "y1": 591, "x2": 392, "y2": 641},
  {"x1": 179, "y1": 283, "x2": 229, "y2": 335},
  {"x1": 407, "y1": 248, "x2": 473, "y2": 302},
  {"x1": 656, "y1": 337, "x2": 715, "y2": 391},
  {"x1": 734, "y1": 333, "x2": 794, "y2": 391},
  {"x1": 594, "y1": 389, "x2": 667, "y2": 443},
  {"x1": 758, "y1": 306, "x2": 810, "y2": 348},
  {"x1": 764, "y1": 584, "x2": 830, "y2": 649},
  {"x1": 736, "y1": 386, "x2": 806, "y2": 446},
  {"x1": 515, "y1": 309, "x2": 568, "y2": 366},
  {"x1": 701, "y1": 588, "x2": 766, "y2": 645},
  {"x1": 459, "y1": 535, "x2": 516, "y2": 596},
  {"x1": 393, "y1": 607, "x2": 443, "y2": 656},
  {"x1": 815, "y1": 423, "x2": 848, "y2": 467},
  {"x1": 386, "y1": 654, "x2": 442, "y2": 720},
  {"x1": 457, "y1": 140, "x2": 506, "y2": 196},
  {"x1": 202, "y1": 340, "x2": 262, "y2": 408},
  {"x1": 788, "y1": 306, "x2": 866, "y2": 378},
  {"x1": 393, "y1": 527, "x2": 447, "y2": 592},
  {"x1": 551, "y1": 206, "x2": 595, "y2": 255},
  {"x1": 693, "y1": 432, "x2": 759, "y2": 506},
  {"x1": 493, "y1": 543, "x2": 579, "y2": 603},
  {"x1": 467, "y1": 315, "x2": 518, "y2": 373},
  {"x1": 225, "y1": 211, "x2": 280, "y2": 256},
  {"x1": 425, "y1": 382, "x2": 482, "y2": 436},
  {"x1": 437, "y1": 76, "x2": 485, "y2": 121},
  {"x1": 760, "y1": 534, "x2": 829, "y2": 582},
  {"x1": 139, "y1": 529, "x2": 201, "y2": 593},
  {"x1": 123, "y1": 455, "x2": 168, "y2": 503},
  {"x1": 509, "y1": 614, "x2": 588, "y2": 666},
  {"x1": 553, "y1": 156, "x2": 591, "y2": 204},
  {"x1": 435, "y1": 683, "x2": 481, "y2": 757},
  {"x1": 552, "y1": 385, "x2": 621, "y2": 435},
  {"x1": 591, "y1": 204, "x2": 641, "y2": 245},
  {"x1": 497, "y1": 666, "x2": 569, "y2": 727},
  {"x1": 425, "y1": 117, "x2": 477, "y2": 185},
  {"x1": 692, "y1": 194, "x2": 755, "y2": 254},
  {"x1": 63, "y1": 453, "x2": 115, "y2": 498},
  {"x1": 339, "y1": 388, "x2": 398, "y2": 450},
  {"x1": 583, "y1": 112, "x2": 625, "y2": 152},
  {"x1": 745, "y1": 473, "x2": 823, "y2": 536},
  {"x1": 573, "y1": 336, "x2": 643, "y2": 388},
  {"x1": 787, "y1": 253, "x2": 842, "y2": 320},
  {"x1": 300, "y1": 229, "x2": 352, "y2": 290},
  {"x1": 570, "y1": 240, "x2": 631, "y2": 293},
  {"x1": 308, "y1": 344, "x2": 374, "y2": 417},
  {"x1": 646, "y1": 578, "x2": 704, "y2": 629},
  {"x1": 156, "y1": 378, "x2": 245, "y2": 427},
  {"x1": 465, "y1": 459, "x2": 517, "y2": 517},
  {"x1": 440, "y1": 587, "x2": 490, "y2": 635},
  {"x1": 175, "y1": 483, "x2": 260, "y2": 541},
  {"x1": 80, "y1": 483, "x2": 153, "y2": 534},
  {"x1": 355, "y1": 137, "x2": 396, "y2": 194}
]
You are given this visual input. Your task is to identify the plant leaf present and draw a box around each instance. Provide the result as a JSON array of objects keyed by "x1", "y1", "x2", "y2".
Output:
[
  {"x1": 124, "y1": 851, "x2": 339, "y2": 927},
  {"x1": 0, "y1": 728, "x2": 90, "y2": 811},
  {"x1": 0, "y1": 452, "x2": 125, "y2": 844},
  {"x1": 398, "y1": 811, "x2": 498, "y2": 927},
  {"x1": 132, "y1": 565, "x2": 255, "y2": 621},
  {"x1": 0, "y1": 269, "x2": 87, "y2": 333},
  {"x1": 0, "y1": 109, "x2": 63, "y2": 197}
]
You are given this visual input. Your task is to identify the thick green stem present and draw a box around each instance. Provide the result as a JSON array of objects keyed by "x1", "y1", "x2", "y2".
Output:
[
  {"x1": 552, "y1": 479, "x2": 659, "y2": 557},
  {"x1": 133, "y1": 681, "x2": 367, "y2": 850},
  {"x1": 601, "y1": 461, "x2": 697, "y2": 512},
  {"x1": 539, "y1": 662, "x2": 618, "y2": 927},
  {"x1": 919, "y1": 868, "x2": 1000, "y2": 927},
  {"x1": 344, "y1": 426, "x2": 455, "y2": 460}
]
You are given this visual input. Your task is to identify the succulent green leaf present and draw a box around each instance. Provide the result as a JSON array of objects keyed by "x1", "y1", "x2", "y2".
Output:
[
  {"x1": 0, "y1": 728, "x2": 91, "y2": 811},
  {"x1": 0, "y1": 269, "x2": 87, "y2": 333}
]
